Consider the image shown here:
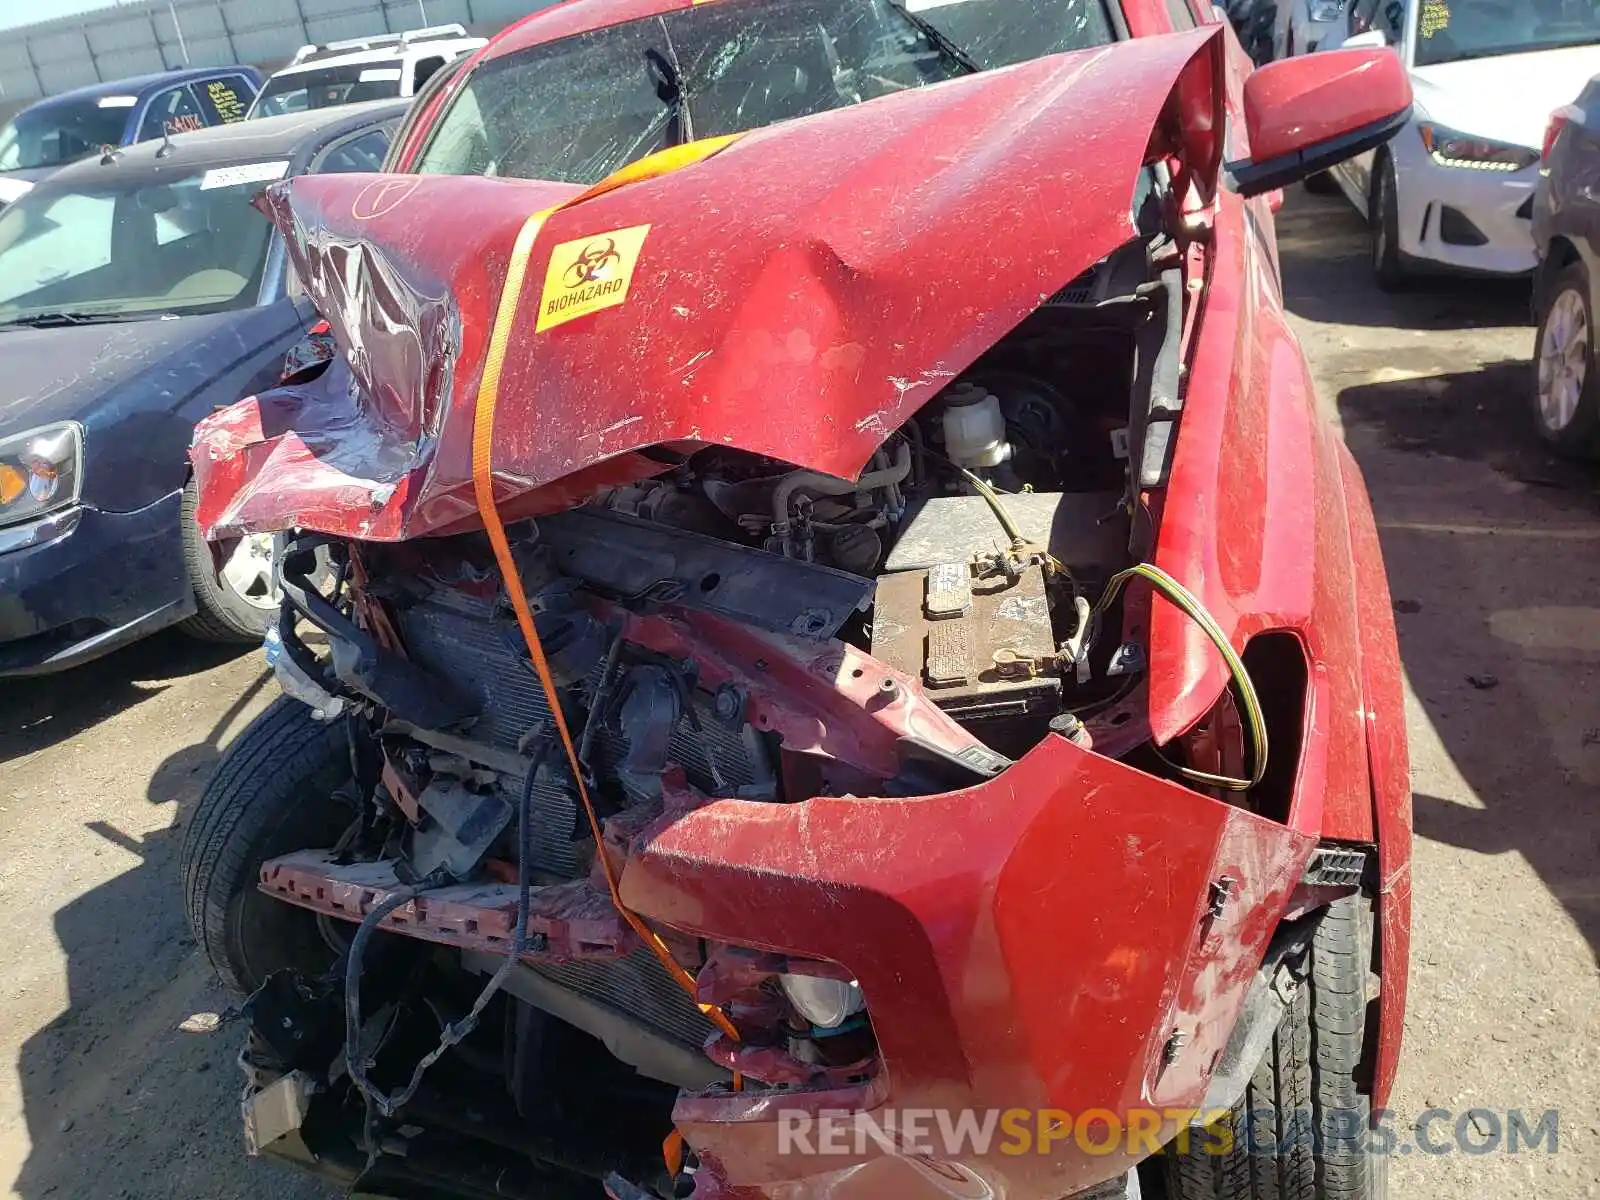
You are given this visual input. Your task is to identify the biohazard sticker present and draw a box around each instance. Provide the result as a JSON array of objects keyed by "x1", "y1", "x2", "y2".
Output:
[{"x1": 536, "y1": 224, "x2": 652, "y2": 332}]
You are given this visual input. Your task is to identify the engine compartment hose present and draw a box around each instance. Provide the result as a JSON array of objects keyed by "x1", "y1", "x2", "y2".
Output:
[
  {"x1": 771, "y1": 439, "x2": 912, "y2": 528},
  {"x1": 466, "y1": 135, "x2": 746, "y2": 1053},
  {"x1": 1092, "y1": 562, "x2": 1268, "y2": 791}
]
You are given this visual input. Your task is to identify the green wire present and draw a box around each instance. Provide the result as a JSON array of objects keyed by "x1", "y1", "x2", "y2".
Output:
[
  {"x1": 1092, "y1": 562, "x2": 1268, "y2": 792},
  {"x1": 956, "y1": 466, "x2": 1264, "y2": 790}
]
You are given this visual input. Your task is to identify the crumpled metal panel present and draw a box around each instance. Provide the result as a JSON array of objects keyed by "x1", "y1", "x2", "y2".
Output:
[
  {"x1": 189, "y1": 26, "x2": 1224, "y2": 542},
  {"x1": 626, "y1": 733, "x2": 1316, "y2": 1199}
]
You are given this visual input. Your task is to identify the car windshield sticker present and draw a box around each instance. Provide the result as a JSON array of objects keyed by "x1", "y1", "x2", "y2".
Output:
[
  {"x1": 200, "y1": 161, "x2": 291, "y2": 190},
  {"x1": 207, "y1": 80, "x2": 246, "y2": 123},
  {"x1": 359, "y1": 68, "x2": 404, "y2": 82},
  {"x1": 536, "y1": 225, "x2": 652, "y2": 332},
  {"x1": 1420, "y1": 0, "x2": 1449, "y2": 36}
]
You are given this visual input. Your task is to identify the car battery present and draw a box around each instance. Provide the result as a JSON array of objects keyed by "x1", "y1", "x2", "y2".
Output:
[{"x1": 871, "y1": 558, "x2": 1061, "y2": 723}]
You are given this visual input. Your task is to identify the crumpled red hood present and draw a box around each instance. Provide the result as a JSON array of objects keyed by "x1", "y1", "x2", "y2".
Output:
[{"x1": 191, "y1": 26, "x2": 1222, "y2": 540}]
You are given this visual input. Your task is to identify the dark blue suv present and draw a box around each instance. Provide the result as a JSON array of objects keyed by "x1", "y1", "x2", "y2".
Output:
[{"x1": 0, "y1": 67, "x2": 264, "y2": 204}]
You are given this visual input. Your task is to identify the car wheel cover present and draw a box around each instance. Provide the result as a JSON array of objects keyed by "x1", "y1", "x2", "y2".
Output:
[
  {"x1": 219, "y1": 534, "x2": 280, "y2": 610},
  {"x1": 1539, "y1": 287, "x2": 1589, "y2": 432}
]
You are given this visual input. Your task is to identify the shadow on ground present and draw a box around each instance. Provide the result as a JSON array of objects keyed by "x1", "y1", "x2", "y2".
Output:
[
  {"x1": 0, "y1": 631, "x2": 252, "y2": 759},
  {"x1": 1275, "y1": 188, "x2": 1534, "y2": 332},
  {"x1": 8, "y1": 649, "x2": 324, "y2": 1200},
  {"x1": 1297, "y1": 202, "x2": 1600, "y2": 965}
]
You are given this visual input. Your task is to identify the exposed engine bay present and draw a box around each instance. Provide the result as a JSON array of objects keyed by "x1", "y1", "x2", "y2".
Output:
[{"x1": 232, "y1": 239, "x2": 1243, "y2": 1197}]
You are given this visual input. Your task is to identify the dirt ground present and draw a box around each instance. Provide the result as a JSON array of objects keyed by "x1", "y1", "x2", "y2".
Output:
[{"x1": 0, "y1": 188, "x2": 1596, "y2": 1200}]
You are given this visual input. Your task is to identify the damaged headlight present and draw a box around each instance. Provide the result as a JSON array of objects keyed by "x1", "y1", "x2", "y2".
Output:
[
  {"x1": 780, "y1": 973, "x2": 866, "y2": 1029},
  {"x1": 0, "y1": 422, "x2": 82, "y2": 529}
]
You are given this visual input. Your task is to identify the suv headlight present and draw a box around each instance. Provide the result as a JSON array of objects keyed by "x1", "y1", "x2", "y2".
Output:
[
  {"x1": 1420, "y1": 123, "x2": 1539, "y2": 171},
  {"x1": 1308, "y1": 0, "x2": 1346, "y2": 21},
  {"x1": 0, "y1": 422, "x2": 82, "y2": 529}
]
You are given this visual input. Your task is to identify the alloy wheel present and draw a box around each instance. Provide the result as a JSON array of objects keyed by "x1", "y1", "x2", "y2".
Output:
[
  {"x1": 218, "y1": 534, "x2": 280, "y2": 611},
  {"x1": 1538, "y1": 287, "x2": 1590, "y2": 433}
]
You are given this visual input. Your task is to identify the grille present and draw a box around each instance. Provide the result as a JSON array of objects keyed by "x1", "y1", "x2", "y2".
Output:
[
  {"x1": 530, "y1": 951, "x2": 716, "y2": 1049},
  {"x1": 401, "y1": 596, "x2": 765, "y2": 877}
]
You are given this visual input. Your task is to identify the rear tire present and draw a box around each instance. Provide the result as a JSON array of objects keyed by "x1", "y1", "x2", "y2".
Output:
[
  {"x1": 181, "y1": 696, "x2": 354, "y2": 995},
  {"x1": 1531, "y1": 260, "x2": 1600, "y2": 457},
  {"x1": 1165, "y1": 896, "x2": 1386, "y2": 1199}
]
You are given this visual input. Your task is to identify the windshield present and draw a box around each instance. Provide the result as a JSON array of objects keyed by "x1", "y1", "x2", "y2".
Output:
[
  {"x1": 252, "y1": 65, "x2": 403, "y2": 118},
  {"x1": 1414, "y1": 0, "x2": 1600, "y2": 65},
  {"x1": 413, "y1": 0, "x2": 1115, "y2": 184},
  {"x1": 0, "y1": 102, "x2": 131, "y2": 172},
  {"x1": 0, "y1": 165, "x2": 282, "y2": 323}
]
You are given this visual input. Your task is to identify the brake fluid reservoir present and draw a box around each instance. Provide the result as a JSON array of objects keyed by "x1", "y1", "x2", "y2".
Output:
[{"x1": 942, "y1": 385, "x2": 1012, "y2": 469}]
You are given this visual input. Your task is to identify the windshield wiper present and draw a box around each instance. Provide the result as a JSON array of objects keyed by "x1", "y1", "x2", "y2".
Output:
[
  {"x1": 644, "y1": 41, "x2": 693, "y2": 147},
  {"x1": 887, "y1": 0, "x2": 982, "y2": 74},
  {"x1": 0, "y1": 310, "x2": 146, "y2": 329}
]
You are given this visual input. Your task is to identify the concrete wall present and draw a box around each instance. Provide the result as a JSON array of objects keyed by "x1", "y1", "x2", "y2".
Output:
[{"x1": 0, "y1": 0, "x2": 550, "y2": 111}]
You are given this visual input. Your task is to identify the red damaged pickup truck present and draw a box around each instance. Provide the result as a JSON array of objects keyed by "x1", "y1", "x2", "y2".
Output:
[{"x1": 179, "y1": 0, "x2": 1415, "y2": 1197}]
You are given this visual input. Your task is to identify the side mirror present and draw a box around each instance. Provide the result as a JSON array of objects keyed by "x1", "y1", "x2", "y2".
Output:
[
  {"x1": 1227, "y1": 48, "x2": 1412, "y2": 197},
  {"x1": 1342, "y1": 29, "x2": 1389, "y2": 48}
]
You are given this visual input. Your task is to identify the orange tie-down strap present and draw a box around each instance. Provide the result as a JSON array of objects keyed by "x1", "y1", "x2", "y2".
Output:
[{"x1": 468, "y1": 136, "x2": 745, "y2": 1068}]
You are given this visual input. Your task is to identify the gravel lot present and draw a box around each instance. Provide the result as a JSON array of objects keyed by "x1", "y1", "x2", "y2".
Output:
[{"x1": 0, "y1": 188, "x2": 1596, "y2": 1200}]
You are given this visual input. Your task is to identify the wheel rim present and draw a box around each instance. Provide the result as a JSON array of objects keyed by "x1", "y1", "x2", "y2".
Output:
[
  {"x1": 1538, "y1": 287, "x2": 1589, "y2": 432},
  {"x1": 218, "y1": 534, "x2": 280, "y2": 610}
]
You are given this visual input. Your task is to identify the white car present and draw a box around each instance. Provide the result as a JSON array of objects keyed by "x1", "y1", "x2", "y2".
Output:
[
  {"x1": 1273, "y1": 0, "x2": 1350, "y2": 59},
  {"x1": 1326, "y1": 0, "x2": 1600, "y2": 288},
  {"x1": 248, "y1": 24, "x2": 485, "y2": 119}
]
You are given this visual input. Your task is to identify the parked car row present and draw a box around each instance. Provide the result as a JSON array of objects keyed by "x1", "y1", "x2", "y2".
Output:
[
  {"x1": 0, "y1": 66, "x2": 263, "y2": 207},
  {"x1": 0, "y1": 101, "x2": 406, "y2": 673},
  {"x1": 0, "y1": 24, "x2": 480, "y2": 210},
  {"x1": 0, "y1": 19, "x2": 498, "y2": 672},
  {"x1": 1241, "y1": 0, "x2": 1600, "y2": 452}
]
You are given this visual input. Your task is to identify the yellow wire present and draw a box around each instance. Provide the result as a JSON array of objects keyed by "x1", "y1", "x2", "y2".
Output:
[
  {"x1": 955, "y1": 469, "x2": 1261, "y2": 787},
  {"x1": 1092, "y1": 563, "x2": 1268, "y2": 792}
]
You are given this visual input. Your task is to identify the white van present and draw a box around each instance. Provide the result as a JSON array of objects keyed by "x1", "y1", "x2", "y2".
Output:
[{"x1": 248, "y1": 25, "x2": 485, "y2": 119}]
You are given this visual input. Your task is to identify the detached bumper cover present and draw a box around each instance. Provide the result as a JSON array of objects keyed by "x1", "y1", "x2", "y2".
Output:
[
  {"x1": 0, "y1": 490, "x2": 189, "y2": 674},
  {"x1": 623, "y1": 735, "x2": 1315, "y2": 1199}
]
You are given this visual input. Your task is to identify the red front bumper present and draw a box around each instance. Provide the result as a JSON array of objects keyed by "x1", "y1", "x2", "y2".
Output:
[
  {"x1": 620, "y1": 735, "x2": 1316, "y2": 1198},
  {"x1": 257, "y1": 719, "x2": 1314, "y2": 1199}
]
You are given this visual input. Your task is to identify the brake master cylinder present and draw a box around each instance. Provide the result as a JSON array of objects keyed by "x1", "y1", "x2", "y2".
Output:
[{"x1": 941, "y1": 383, "x2": 1012, "y2": 469}]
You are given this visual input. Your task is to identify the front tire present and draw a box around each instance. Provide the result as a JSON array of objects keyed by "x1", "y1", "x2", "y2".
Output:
[
  {"x1": 1369, "y1": 154, "x2": 1407, "y2": 293},
  {"x1": 181, "y1": 696, "x2": 354, "y2": 994},
  {"x1": 1532, "y1": 260, "x2": 1600, "y2": 457},
  {"x1": 1165, "y1": 896, "x2": 1386, "y2": 1199},
  {"x1": 178, "y1": 479, "x2": 280, "y2": 643}
]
